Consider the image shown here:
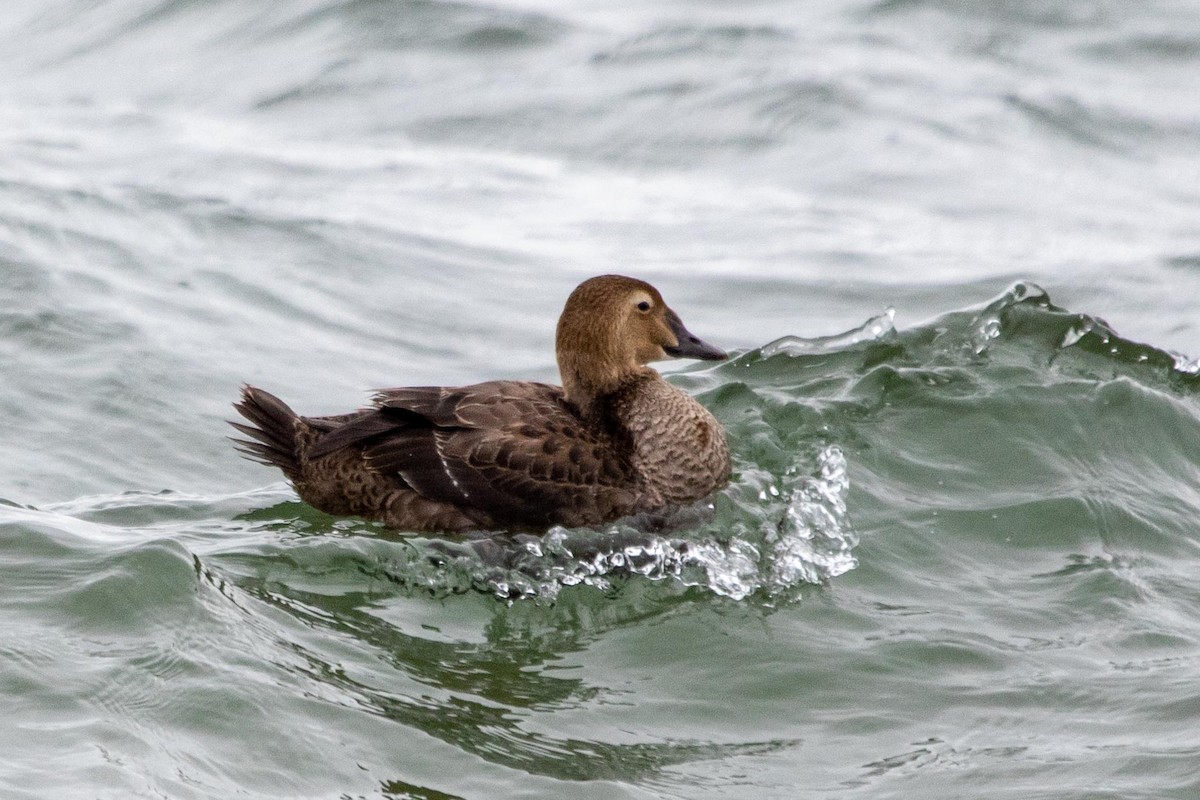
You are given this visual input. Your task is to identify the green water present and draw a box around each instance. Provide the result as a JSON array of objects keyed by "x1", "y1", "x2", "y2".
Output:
[
  {"x1": 3, "y1": 0, "x2": 1200, "y2": 797},
  {"x1": 4, "y1": 284, "x2": 1199, "y2": 798}
]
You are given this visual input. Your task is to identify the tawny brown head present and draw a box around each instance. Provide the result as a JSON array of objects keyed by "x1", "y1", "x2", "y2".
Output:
[{"x1": 555, "y1": 274, "x2": 725, "y2": 407}]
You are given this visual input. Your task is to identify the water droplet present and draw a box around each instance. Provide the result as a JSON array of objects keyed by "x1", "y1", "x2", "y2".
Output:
[{"x1": 1061, "y1": 319, "x2": 1092, "y2": 348}]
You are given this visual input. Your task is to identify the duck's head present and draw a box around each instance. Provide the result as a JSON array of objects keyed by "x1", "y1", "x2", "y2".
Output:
[{"x1": 556, "y1": 274, "x2": 726, "y2": 407}]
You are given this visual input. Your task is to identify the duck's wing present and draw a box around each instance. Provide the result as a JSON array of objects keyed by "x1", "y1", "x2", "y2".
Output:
[{"x1": 310, "y1": 381, "x2": 637, "y2": 528}]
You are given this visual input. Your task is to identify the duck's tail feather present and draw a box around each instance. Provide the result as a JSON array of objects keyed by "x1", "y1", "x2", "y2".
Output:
[{"x1": 230, "y1": 385, "x2": 303, "y2": 481}]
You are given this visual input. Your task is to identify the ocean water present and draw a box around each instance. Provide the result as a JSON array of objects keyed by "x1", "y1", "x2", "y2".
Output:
[{"x1": 3, "y1": 0, "x2": 1200, "y2": 798}]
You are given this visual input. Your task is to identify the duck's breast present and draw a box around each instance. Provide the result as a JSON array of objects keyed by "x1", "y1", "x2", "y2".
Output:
[{"x1": 614, "y1": 379, "x2": 731, "y2": 507}]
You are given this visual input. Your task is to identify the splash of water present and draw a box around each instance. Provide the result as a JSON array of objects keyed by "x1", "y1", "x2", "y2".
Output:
[
  {"x1": 766, "y1": 444, "x2": 857, "y2": 588},
  {"x1": 374, "y1": 445, "x2": 857, "y2": 602}
]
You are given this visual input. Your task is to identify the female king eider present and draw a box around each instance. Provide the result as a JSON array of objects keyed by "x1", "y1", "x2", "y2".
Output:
[{"x1": 230, "y1": 275, "x2": 731, "y2": 532}]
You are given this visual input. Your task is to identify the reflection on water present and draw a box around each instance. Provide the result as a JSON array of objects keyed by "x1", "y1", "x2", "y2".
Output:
[{"x1": 240, "y1": 572, "x2": 795, "y2": 780}]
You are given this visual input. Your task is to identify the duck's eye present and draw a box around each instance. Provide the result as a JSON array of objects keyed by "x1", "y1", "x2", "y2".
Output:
[{"x1": 636, "y1": 301, "x2": 652, "y2": 312}]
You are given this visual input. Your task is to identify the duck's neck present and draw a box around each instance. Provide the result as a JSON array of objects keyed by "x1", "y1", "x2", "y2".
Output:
[{"x1": 559, "y1": 354, "x2": 656, "y2": 421}]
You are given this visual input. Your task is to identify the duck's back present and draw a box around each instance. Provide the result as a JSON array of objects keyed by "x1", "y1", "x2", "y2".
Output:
[{"x1": 297, "y1": 381, "x2": 642, "y2": 530}]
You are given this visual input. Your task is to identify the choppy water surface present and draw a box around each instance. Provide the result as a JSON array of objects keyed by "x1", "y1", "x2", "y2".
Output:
[{"x1": 2, "y1": 1, "x2": 1200, "y2": 798}]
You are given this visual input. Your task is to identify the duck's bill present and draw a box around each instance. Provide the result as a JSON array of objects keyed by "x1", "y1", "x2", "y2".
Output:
[{"x1": 664, "y1": 310, "x2": 727, "y2": 361}]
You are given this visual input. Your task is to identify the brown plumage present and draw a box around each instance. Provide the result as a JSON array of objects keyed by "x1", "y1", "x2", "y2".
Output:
[{"x1": 230, "y1": 274, "x2": 731, "y2": 533}]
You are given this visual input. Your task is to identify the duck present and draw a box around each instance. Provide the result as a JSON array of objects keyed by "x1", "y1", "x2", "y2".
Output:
[{"x1": 230, "y1": 274, "x2": 731, "y2": 533}]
